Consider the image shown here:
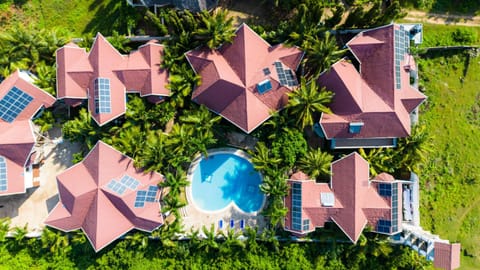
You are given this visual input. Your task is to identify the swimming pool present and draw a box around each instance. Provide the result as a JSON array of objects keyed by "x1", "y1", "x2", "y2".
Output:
[{"x1": 188, "y1": 149, "x2": 264, "y2": 214}]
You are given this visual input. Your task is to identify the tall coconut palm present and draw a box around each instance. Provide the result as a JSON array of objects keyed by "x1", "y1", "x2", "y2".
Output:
[
  {"x1": 33, "y1": 62, "x2": 56, "y2": 95},
  {"x1": 259, "y1": 174, "x2": 289, "y2": 198},
  {"x1": 249, "y1": 142, "x2": 282, "y2": 174},
  {"x1": 138, "y1": 130, "x2": 168, "y2": 172},
  {"x1": 263, "y1": 196, "x2": 288, "y2": 229},
  {"x1": 125, "y1": 231, "x2": 149, "y2": 251},
  {"x1": 358, "y1": 148, "x2": 394, "y2": 177},
  {"x1": 302, "y1": 32, "x2": 347, "y2": 78},
  {"x1": 286, "y1": 78, "x2": 334, "y2": 130},
  {"x1": 0, "y1": 218, "x2": 10, "y2": 243},
  {"x1": 194, "y1": 9, "x2": 236, "y2": 49},
  {"x1": 298, "y1": 147, "x2": 333, "y2": 180},
  {"x1": 160, "y1": 168, "x2": 189, "y2": 198},
  {"x1": 198, "y1": 224, "x2": 219, "y2": 253},
  {"x1": 396, "y1": 124, "x2": 432, "y2": 174},
  {"x1": 219, "y1": 229, "x2": 245, "y2": 254}
]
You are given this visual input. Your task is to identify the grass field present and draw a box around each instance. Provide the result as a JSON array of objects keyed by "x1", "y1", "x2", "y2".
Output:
[
  {"x1": 0, "y1": 0, "x2": 135, "y2": 36},
  {"x1": 417, "y1": 48, "x2": 480, "y2": 269}
]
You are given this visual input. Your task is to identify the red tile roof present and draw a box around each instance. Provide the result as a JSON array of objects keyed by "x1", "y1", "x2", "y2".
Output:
[
  {"x1": 285, "y1": 153, "x2": 393, "y2": 243},
  {"x1": 434, "y1": 242, "x2": 461, "y2": 270},
  {"x1": 45, "y1": 141, "x2": 164, "y2": 252},
  {"x1": 0, "y1": 70, "x2": 56, "y2": 196},
  {"x1": 185, "y1": 24, "x2": 304, "y2": 133},
  {"x1": 56, "y1": 34, "x2": 169, "y2": 126},
  {"x1": 318, "y1": 24, "x2": 426, "y2": 141}
]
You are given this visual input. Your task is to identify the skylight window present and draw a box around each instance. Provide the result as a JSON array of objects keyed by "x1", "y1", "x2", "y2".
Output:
[
  {"x1": 349, "y1": 122, "x2": 364, "y2": 134},
  {"x1": 257, "y1": 79, "x2": 273, "y2": 94}
]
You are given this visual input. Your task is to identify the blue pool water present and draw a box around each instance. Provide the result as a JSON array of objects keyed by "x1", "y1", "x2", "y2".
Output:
[{"x1": 191, "y1": 153, "x2": 264, "y2": 213}]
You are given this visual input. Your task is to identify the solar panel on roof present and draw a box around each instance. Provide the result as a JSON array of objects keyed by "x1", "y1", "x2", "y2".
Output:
[
  {"x1": 0, "y1": 87, "x2": 33, "y2": 123},
  {"x1": 263, "y1": 68, "x2": 271, "y2": 76},
  {"x1": 0, "y1": 156, "x2": 7, "y2": 191},
  {"x1": 119, "y1": 175, "x2": 140, "y2": 190},
  {"x1": 94, "y1": 78, "x2": 112, "y2": 114},
  {"x1": 291, "y1": 182, "x2": 303, "y2": 231},
  {"x1": 134, "y1": 187, "x2": 158, "y2": 208},
  {"x1": 391, "y1": 184, "x2": 399, "y2": 232}
]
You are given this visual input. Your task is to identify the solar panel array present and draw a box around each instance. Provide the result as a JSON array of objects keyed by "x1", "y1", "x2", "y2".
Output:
[
  {"x1": 391, "y1": 183, "x2": 399, "y2": 232},
  {"x1": 377, "y1": 219, "x2": 391, "y2": 234},
  {"x1": 134, "y1": 185, "x2": 158, "y2": 208},
  {"x1": 0, "y1": 156, "x2": 7, "y2": 191},
  {"x1": 0, "y1": 87, "x2": 33, "y2": 123},
  {"x1": 291, "y1": 182, "x2": 303, "y2": 231},
  {"x1": 274, "y1": 61, "x2": 298, "y2": 87},
  {"x1": 106, "y1": 174, "x2": 140, "y2": 196},
  {"x1": 394, "y1": 26, "x2": 411, "y2": 90},
  {"x1": 378, "y1": 183, "x2": 392, "y2": 196},
  {"x1": 94, "y1": 78, "x2": 111, "y2": 114}
]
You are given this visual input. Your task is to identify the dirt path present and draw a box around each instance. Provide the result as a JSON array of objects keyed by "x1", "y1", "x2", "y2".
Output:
[{"x1": 403, "y1": 10, "x2": 480, "y2": 27}]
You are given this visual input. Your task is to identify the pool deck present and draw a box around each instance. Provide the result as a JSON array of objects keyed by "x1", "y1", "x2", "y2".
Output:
[{"x1": 184, "y1": 148, "x2": 266, "y2": 233}]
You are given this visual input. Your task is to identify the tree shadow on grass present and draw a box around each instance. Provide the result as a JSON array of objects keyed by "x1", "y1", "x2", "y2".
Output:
[{"x1": 83, "y1": 0, "x2": 136, "y2": 36}]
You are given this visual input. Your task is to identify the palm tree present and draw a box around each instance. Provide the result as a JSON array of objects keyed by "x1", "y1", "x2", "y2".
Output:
[
  {"x1": 110, "y1": 123, "x2": 145, "y2": 161},
  {"x1": 396, "y1": 124, "x2": 432, "y2": 174},
  {"x1": 160, "y1": 168, "x2": 189, "y2": 198},
  {"x1": 297, "y1": 147, "x2": 333, "y2": 180},
  {"x1": 219, "y1": 229, "x2": 245, "y2": 254},
  {"x1": 0, "y1": 218, "x2": 10, "y2": 243},
  {"x1": 259, "y1": 174, "x2": 289, "y2": 197},
  {"x1": 249, "y1": 142, "x2": 282, "y2": 174},
  {"x1": 286, "y1": 78, "x2": 334, "y2": 130},
  {"x1": 198, "y1": 224, "x2": 219, "y2": 253},
  {"x1": 179, "y1": 105, "x2": 221, "y2": 134},
  {"x1": 194, "y1": 9, "x2": 236, "y2": 49},
  {"x1": 138, "y1": 130, "x2": 168, "y2": 172},
  {"x1": 33, "y1": 62, "x2": 56, "y2": 95},
  {"x1": 162, "y1": 193, "x2": 187, "y2": 219},
  {"x1": 13, "y1": 224, "x2": 27, "y2": 243},
  {"x1": 125, "y1": 231, "x2": 149, "y2": 251},
  {"x1": 358, "y1": 148, "x2": 394, "y2": 177},
  {"x1": 243, "y1": 226, "x2": 259, "y2": 252},
  {"x1": 302, "y1": 32, "x2": 347, "y2": 78},
  {"x1": 263, "y1": 196, "x2": 288, "y2": 229},
  {"x1": 62, "y1": 108, "x2": 106, "y2": 150},
  {"x1": 41, "y1": 228, "x2": 71, "y2": 256},
  {"x1": 107, "y1": 31, "x2": 131, "y2": 54}
]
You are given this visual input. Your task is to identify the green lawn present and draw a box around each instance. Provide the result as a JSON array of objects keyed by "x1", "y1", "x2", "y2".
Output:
[
  {"x1": 0, "y1": 0, "x2": 136, "y2": 36},
  {"x1": 417, "y1": 49, "x2": 480, "y2": 269}
]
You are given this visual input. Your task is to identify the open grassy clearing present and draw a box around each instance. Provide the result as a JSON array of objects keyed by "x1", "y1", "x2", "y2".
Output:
[
  {"x1": 0, "y1": 0, "x2": 135, "y2": 36},
  {"x1": 417, "y1": 49, "x2": 480, "y2": 269}
]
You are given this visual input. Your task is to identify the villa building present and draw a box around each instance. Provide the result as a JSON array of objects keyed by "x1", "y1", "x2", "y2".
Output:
[
  {"x1": 45, "y1": 141, "x2": 164, "y2": 252},
  {"x1": 284, "y1": 152, "x2": 403, "y2": 243},
  {"x1": 185, "y1": 23, "x2": 304, "y2": 133},
  {"x1": 56, "y1": 33, "x2": 169, "y2": 126},
  {"x1": 317, "y1": 24, "x2": 426, "y2": 149},
  {"x1": 0, "y1": 70, "x2": 56, "y2": 196},
  {"x1": 126, "y1": 0, "x2": 218, "y2": 12}
]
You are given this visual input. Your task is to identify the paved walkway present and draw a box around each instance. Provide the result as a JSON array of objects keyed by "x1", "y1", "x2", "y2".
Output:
[{"x1": 0, "y1": 127, "x2": 80, "y2": 235}]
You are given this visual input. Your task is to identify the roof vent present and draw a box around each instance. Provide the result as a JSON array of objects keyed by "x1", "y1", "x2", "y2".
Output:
[
  {"x1": 349, "y1": 122, "x2": 364, "y2": 134},
  {"x1": 320, "y1": 192, "x2": 335, "y2": 207},
  {"x1": 257, "y1": 79, "x2": 272, "y2": 94}
]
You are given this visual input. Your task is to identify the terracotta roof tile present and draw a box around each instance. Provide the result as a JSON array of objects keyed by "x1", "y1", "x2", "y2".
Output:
[
  {"x1": 45, "y1": 141, "x2": 164, "y2": 252},
  {"x1": 285, "y1": 153, "x2": 392, "y2": 243},
  {"x1": 186, "y1": 24, "x2": 304, "y2": 133},
  {"x1": 318, "y1": 24, "x2": 426, "y2": 142},
  {"x1": 434, "y1": 242, "x2": 461, "y2": 270},
  {"x1": 0, "y1": 71, "x2": 56, "y2": 196},
  {"x1": 56, "y1": 33, "x2": 169, "y2": 126}
]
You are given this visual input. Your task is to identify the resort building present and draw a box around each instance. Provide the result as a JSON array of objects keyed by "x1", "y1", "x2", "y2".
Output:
[
  {"x1": 126, "y1": 0, "x2": 218, "y2": 12},
  {"x1": 284, "y1": 152, "x2": 403, "y2": 243},
  {"x1": 45, "y1": 141, "x2": 164, "y2": 252},
  {"x1": 56, "y1": 33, "x2": 169, "y2": 126},
  {"x1": 317, "y1": 24, "x2": 426, "y2": 149},
  {"x1": 0, "y1": 70, "x2": 56, "y2": 196},
  {"x1": 185, "y1": 23, "x2": 304, "y2": 133}
]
